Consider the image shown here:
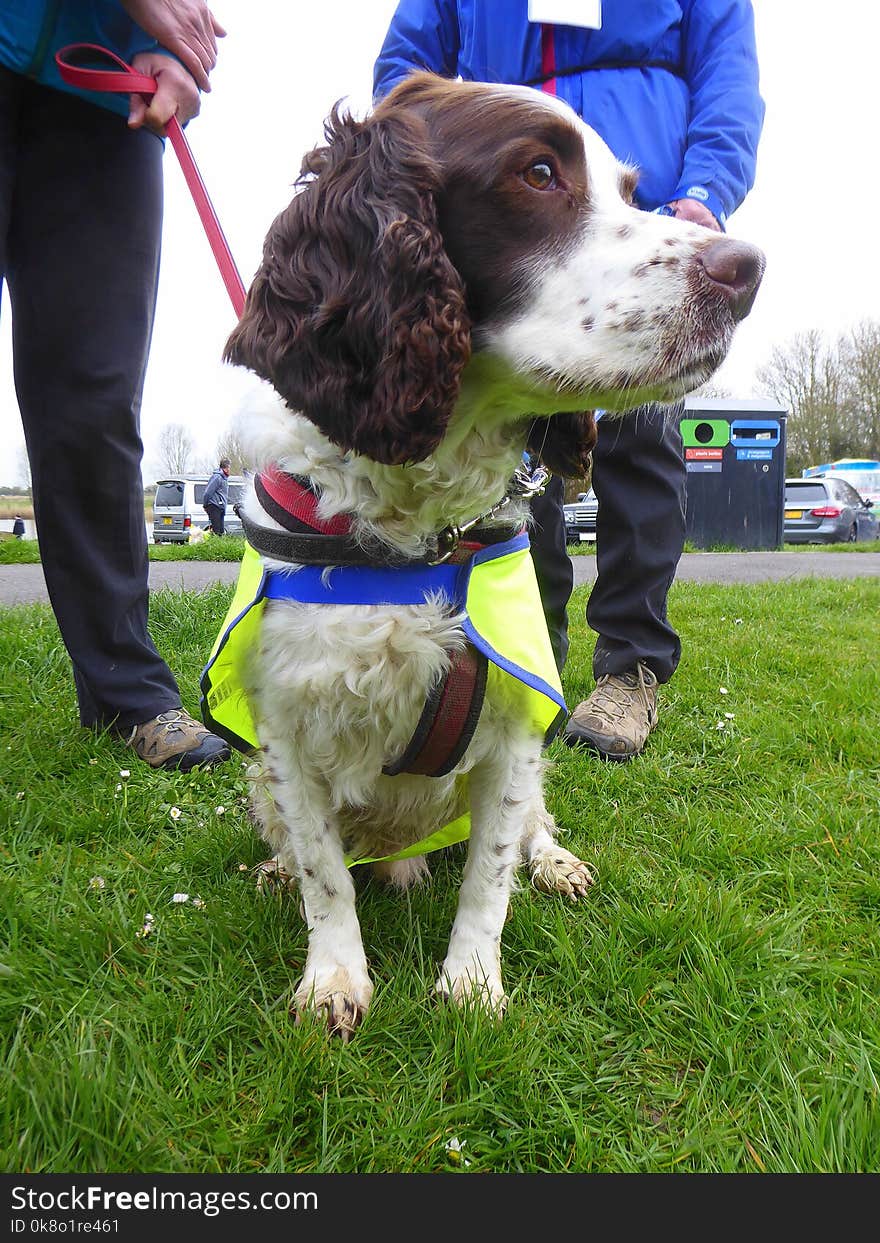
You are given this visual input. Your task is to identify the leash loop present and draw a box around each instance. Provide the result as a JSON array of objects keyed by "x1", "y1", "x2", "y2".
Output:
[
  {"x1": 55, "y1": 43, "x2": 246, "y2": 318},
  {"x1": 430, "y1": 462, "x2": 549, "y2": 564}
]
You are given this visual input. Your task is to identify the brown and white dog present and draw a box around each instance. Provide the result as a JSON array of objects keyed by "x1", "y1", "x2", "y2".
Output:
[{"x1": 223, "y1": 73, "x2": 764, "y2": 1037}]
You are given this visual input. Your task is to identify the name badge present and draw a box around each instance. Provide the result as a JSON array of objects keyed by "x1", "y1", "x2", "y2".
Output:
[{"x1": 528, "y1": 0, "x2": 602, "y2": 29}]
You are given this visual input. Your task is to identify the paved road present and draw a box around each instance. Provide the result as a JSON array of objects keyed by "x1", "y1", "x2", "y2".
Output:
[
  {"x1": 572, "y1": 550, "x2": 880, "y2": 587},
  {"x1": 1, "y1": 551, "x2": 879, "y2": 606}
]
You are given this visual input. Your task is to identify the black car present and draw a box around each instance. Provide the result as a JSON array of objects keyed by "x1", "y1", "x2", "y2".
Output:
[
  {"x1": 563, "y1": 489, "x2": 598, "y2": 544},
  {"x1": 784, "y1": 477, "x2": 879, "y2": 544}
]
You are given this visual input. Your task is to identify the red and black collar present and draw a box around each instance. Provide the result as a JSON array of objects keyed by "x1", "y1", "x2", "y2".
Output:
[{"x1": 240, "y1": 467, "x2": 526, "y2": 567}]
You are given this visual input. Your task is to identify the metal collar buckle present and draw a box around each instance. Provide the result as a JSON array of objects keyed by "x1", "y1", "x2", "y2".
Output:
[{"x1": 429, "y1": 462, "x2": 550, "y2": 565}]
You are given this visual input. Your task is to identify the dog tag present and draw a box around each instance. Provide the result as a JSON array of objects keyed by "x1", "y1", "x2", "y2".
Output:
[{"x1": 528, "y1": 0, "x2": 602, "y2": 29}]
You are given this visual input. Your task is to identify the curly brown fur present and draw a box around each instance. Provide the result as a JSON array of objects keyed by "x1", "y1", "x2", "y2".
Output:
[{"x1": 225, "y1": 103, "x2": 471, "y2": 466}]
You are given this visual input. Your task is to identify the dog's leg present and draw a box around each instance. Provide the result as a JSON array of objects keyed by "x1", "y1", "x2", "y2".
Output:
[
  {"x1": 520, "y1": 798, "x2": 594, "y2": 900},
  {"x1": 436, "y1": 736, "x2": 541, "y2": 1016},
  {"x1": 247, "y1": 759, "x2": 298, "y2": 895},
  {"x1": 258, "y1": 738, "x2": 373, "y2": 1040}
]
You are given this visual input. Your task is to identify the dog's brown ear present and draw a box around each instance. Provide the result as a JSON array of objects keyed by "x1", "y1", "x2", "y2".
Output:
[
  {"x1": 224, "y1": 103, "x2": 471, "y2": 466},
  {"x1": 527, "y1": 412, "x2": 597, "y2": 478}
]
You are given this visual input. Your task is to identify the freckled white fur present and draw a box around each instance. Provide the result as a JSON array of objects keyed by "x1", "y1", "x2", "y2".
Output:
[
  {"x1": 237, "y1": 84, "x2": 752, "y2": 1037},
  {"x1": 486, "y1": 87, "x2": 733, "y2": 407}
]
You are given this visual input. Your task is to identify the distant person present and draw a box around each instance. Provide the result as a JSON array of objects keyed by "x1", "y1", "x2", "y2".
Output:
[
  {"x1": 12, "y1": 515, "x2": 25, "y2": 539},
  {"x1": 203, "y1": 458, "x2": 231, "y2": 536},
  {"x1": 0, "y1": 0, "x2": 231, "y2": 771},
  {"x1": 375, "y1": 0, "x2": 764, "y2": 759}
]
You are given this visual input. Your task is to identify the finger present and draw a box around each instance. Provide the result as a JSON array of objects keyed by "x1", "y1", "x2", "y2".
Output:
[
  {"x1": 140, "y1": 79, "x2": 180, "y2": 134},
  {"x1": 211, "y1": 16, "x2": 228, "y2": 38},
  {"x1": 165, "y1": 36, "x2": 211, "y2": 91},
  {"x1": 189, "y1": 14, "x2": 219, "y2": 64},
  {"x1": 193, "y1": 32, "x2": 217, "y2": 71},
  {"x1": 127, "y1": 93, "x2": 147, "y2": 129},
  {"x1": 196, "y1": 14, "x2": 219, "y2": 58}
]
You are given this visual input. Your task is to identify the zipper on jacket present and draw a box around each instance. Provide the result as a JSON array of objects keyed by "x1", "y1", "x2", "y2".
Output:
[{"x1": 26, "y1": 0, "x2": 62, "y2": 80}]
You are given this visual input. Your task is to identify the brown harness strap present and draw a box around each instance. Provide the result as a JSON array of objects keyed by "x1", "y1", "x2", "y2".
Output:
[{"x1": 382, "y1": 643, "x2": 488, "y2": 779}]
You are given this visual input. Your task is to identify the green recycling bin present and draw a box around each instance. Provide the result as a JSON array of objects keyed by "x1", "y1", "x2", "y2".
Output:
[{"x1": 679, "y1": 397, "x2": 788, "y2": 550}]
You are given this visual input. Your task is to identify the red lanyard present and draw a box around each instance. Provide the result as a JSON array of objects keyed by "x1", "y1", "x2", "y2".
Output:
[{"x1": 540, "y1": 24, "x2": 557, "y2": 94}]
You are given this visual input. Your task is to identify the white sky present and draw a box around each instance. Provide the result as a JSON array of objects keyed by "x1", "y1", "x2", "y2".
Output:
[{"x1": 1, "y1": 0, "x2": 877, "y2": 487}]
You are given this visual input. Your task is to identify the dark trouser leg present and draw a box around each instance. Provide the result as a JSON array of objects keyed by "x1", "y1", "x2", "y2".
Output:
[
  {"x1": 529, "y1": 473, "x2": 573, "y2": 675},
  {"x1": 204, "y1": 503, "x2": 225, "y2": 535},
  {"x1": 587, "y1": 404, "x2": 685, "y2": 685},
  {"x1": 2, "y1": 79, "x2": 181, "y2": 730}
]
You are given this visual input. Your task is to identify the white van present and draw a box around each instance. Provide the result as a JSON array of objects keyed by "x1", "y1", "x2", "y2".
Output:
[{"x1": 152, "y1": 475, "x2": 246, "y2": 543}]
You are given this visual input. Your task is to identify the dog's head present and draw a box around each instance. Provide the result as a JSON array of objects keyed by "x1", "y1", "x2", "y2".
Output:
[{"x1": 226, "y1": 73, "x2": 763, "y2": 471}]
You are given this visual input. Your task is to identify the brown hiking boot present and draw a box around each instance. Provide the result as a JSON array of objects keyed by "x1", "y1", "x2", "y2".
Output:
[
  {"x1": 126, "y1": 709, "x2": 230, "y2": 771},
  {"x1": 563, "y1": 662, "x2": 658, "y2": 760}
]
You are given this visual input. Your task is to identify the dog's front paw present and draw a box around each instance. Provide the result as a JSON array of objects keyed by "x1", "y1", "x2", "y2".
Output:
[
  {"x1": 435, "y1": 962, "x2": 507, "y2": 1019},
  {"x1": 529, "y1": 847, "x2": 594, "y2": 900},
  {"x1": 293, "y1": 968, "x2": 374, "y2": 1042}
]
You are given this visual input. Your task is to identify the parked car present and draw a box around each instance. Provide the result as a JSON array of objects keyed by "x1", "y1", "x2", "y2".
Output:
[
  {"x1": 152, "y1": 475, "x2": 246, "y2": 543},
  {"x1": 783, "y1": 477, "x2": 879, "y2": 544},
  {"x1": 563, "y1": 489, "x2": 598, "y2": 544}
]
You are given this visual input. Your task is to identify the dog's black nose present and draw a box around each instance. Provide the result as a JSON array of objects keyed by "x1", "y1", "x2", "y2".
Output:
[{"x1": 698, "y1": 239, "x2": 765, "y2": 320}]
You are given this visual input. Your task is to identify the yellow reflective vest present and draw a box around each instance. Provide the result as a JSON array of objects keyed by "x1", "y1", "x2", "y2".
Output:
[{"x1": 200, "y1": 533, "x2": 565, "y2": 866}]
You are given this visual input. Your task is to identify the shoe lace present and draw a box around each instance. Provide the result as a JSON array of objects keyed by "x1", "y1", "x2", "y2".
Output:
[
  {"x1": 591, "y1": 663, "x2": 654, "y2": 725},
  {"x1": 126, "y1": 710, "x2": 195, "y2": 744}
]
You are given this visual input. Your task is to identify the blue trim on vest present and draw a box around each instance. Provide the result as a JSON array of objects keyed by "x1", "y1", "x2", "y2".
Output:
[
  {"x1": 456, "y1": 539, "x2": 567, "y2": 712},
  {"x1": 259, "y1": 532, "x2": 565, "y2": 712},
  {"x1": 263, "y1": 561, "x2": 462, "y2": 607},
  {"x1": 261, "y1": 532, "x2": 531, "y2": 608},
  {"x1": 220, "y1": 569, "x2": 270, "y2": 645}
]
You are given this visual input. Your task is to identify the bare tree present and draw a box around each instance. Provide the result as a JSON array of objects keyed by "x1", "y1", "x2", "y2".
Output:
[
  {"x1": 839, "y1": 319, "x2": 880, "y2": 459},
  {"x1": 156, "y1": 422, "x2": 195, "y2": 476},
  {"x1": 755, "y1": 329, "x2": 848, "y2": 474},
  {"x1": 215, "y1": 420, "x2": 251, "y2": 475},
  {"x1": 15, "y1": 441, "x2": 32, "y2": 492},
  {"x1": 757, "y1": 321, "x2": 880, "y2": 474}
]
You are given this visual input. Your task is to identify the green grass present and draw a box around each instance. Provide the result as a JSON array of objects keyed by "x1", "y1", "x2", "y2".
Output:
[
  {"x1": 0, "y1": 538, "x2": 247, "y2": 566},
  {"x1": 2, "y1": 578, "x2": 880, "y2": 1173},
  {"x1": 566, "y1": 539, "x2": 880, "y2": 556},
  {"x1": 147, "y1": 537, "x2": 246, "y2": 562},
  {"x1": 782, "y1": 539, "x2": 880, "y2": 553},
  {"x1": 0, "y1": 539, "x2": 38, "y2": 564}
]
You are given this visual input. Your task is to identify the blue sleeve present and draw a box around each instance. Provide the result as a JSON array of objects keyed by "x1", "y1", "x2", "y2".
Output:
[
  {"x1": 672, "y1": 0, "x2": 765, "y2": 227},
  {"x1": 373, "y1": 0, "x2": 461, "y2": 101}
]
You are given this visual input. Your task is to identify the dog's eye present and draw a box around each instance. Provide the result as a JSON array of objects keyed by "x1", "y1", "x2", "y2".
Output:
[{"x1": 522, "y1": 161, "x2": 556, "y2": 191}]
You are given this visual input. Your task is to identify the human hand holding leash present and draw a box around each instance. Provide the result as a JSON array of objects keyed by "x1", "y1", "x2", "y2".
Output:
[
  {"x1": 127, "y1": 52, "x2": 200, "y2": 132},
  {"x1": 120, "y1": 0, "x2": 226, "y2": 91}
]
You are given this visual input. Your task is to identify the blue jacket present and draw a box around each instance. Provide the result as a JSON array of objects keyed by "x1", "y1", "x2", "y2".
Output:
[
  {"x1": 0, "y1": 1, "x2": 171, "y2": 118},
  {"x1": 203, "y1": 469, "x2": 229, "y2": 511},
  {"x1": 374, "y1": 0, "x2": 764, "y2": 228}
]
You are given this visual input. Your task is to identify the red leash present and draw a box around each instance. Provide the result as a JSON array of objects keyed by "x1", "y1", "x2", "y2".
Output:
[{"x1": 56, "y1": 43, "x2": 246, "y2": 318}]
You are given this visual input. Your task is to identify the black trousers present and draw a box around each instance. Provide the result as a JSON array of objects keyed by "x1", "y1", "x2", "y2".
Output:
[
  {"x1": 204, "y1": 503, "x2": 225, "y2": 535},
  {"x1": 530, "y1": 403, "x2": 686, "y2": 685},
  {"x1": 0, "y1": 71, "x2": 183, "y2": 730}
]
